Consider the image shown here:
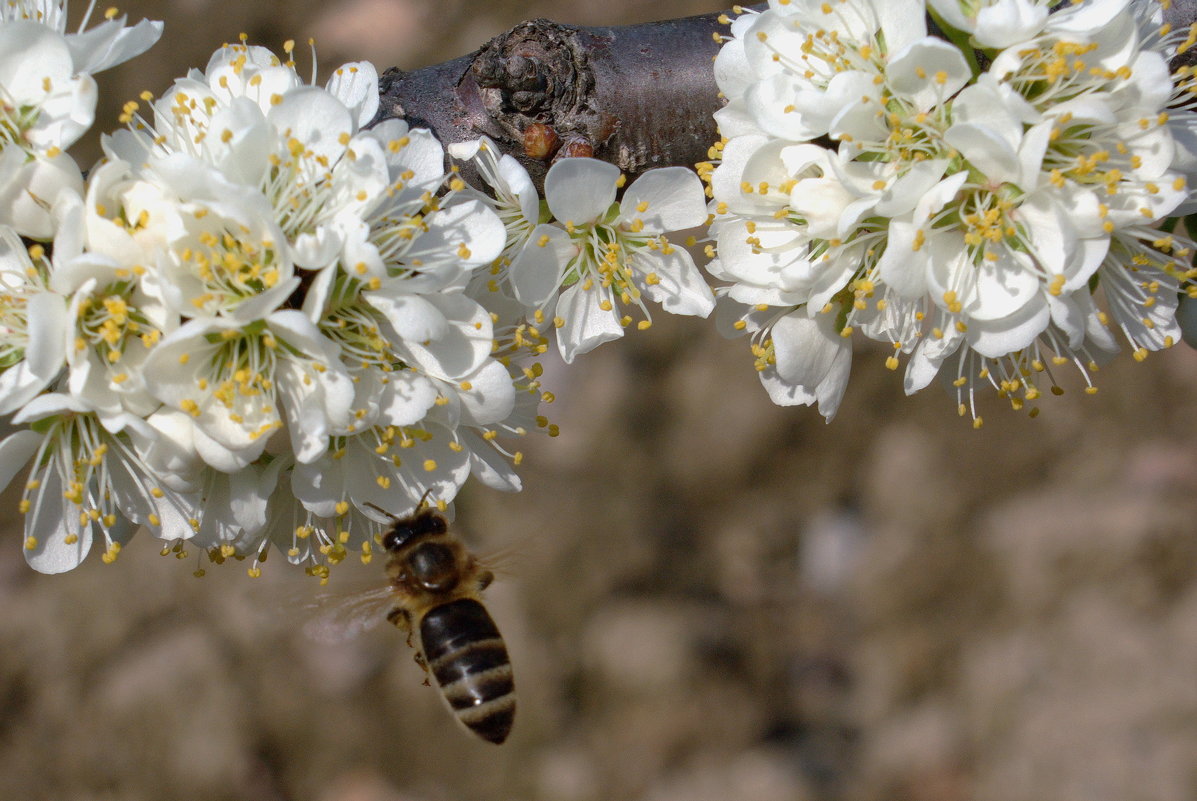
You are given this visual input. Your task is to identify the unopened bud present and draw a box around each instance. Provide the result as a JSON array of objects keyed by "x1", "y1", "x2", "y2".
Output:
[{"x1": 523, "y1": 122, "x2": 560, "y2": 160}]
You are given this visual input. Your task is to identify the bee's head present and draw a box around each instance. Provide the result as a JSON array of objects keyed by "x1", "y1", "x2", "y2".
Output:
[{"x1": 382, "y1": 508, "x2": 448, "y2": 552}]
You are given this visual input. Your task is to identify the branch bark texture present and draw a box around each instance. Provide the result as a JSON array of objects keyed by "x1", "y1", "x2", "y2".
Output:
[{"x1": 373, "y1": 10, "x2": 729, "y2": 187}]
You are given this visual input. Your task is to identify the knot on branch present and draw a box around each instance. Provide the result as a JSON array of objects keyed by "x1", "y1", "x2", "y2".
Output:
[{"x1": 470, "y1": 19, "x2": 603, "y2": 150}]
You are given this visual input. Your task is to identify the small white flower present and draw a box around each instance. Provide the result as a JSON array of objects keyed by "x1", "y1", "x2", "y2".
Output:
[
  {"x1": 928, "y1": 0, "x2": 1051, "y2": 48},
  {"x1": 508, "y1": 157, "x2": 714, "y2": 362},
  {"x1": 717, "y1": 298, "x2": 852, "y2": 419},
  {"x1": 0, "y1": 394, "x2": 192, "y2": 573},
  {"x1": 0, "y1": 1, "x2": 163, "y2": 74},
  {"x1": 0, "y1": 146, "x2": 83, "y2": 239},
  {"x1": 450, "y1": 135, "x2": 548, "y2": 321},
  {"x1": 113, "y1": 156, "x2": 298, "y2": 322},
  {"x1": 0, "y1": 3, "x2": 160, "y2": 237},
  {"x1": 0, "y1": 225, "x2": 66, "y2": 415},
  {"x1": 292, "y1": 418, "x2": 472, "y2": 523},
  {"x1": 142, "y1": 311, "x2": 354, "y2": 469},
  {"x1": 449, "y1": 135, "x2": 541, "y2": 263},
  {"x1": 186, "y1": 459, "x2": 280, "y2": 561}
]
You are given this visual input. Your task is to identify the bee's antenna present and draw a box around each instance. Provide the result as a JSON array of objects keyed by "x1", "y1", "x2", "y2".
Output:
[
  {"x1": 365, "y1": 502, "x2": 399, "y2": 521},
  {"x1": 415, "y1": 487, "x2": 436, "y2": 512},
  {"x1": 366, "y1": 490, "x2": 439, "y2": 522}
]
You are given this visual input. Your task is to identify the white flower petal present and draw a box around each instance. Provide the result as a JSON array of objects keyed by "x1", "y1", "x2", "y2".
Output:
[
  {"x1": 944, "y1": 122, "x2": 1020, "y2": 185},
  {"x1": 325, "y1": 61, "x2": 380, "y2": 127},
  {"x1": 456, "y1": 359, "x2": 516, "y2": 426},
  {"x1": 366, "y1": 290, "x2": 449, "y2": 344},
  {"x1": 277, "y1": 359, "x2": 342, "y2": 464},
  {"x1": 0, "y1": 23, "x2": 74, "y2": 103},
  {"x1": 713, "y1": 98, "x2": 766, "y2": 140},
  {"x1": 766, "y1": 309, "x2": 852, "y2": 420},
  {"x1": 0, "y1": 149, "x2": 84, "y2": 239},
  {"x1": 67, "y1": 17, "x2": 164, "y2": 74},
  {"x1": 903, "y1": 325, "x2": 963, "y2": 394},
  {"x1": 620, "y1": 168, "x2": 707, "y2": 232},
  {"x1": 965, "y1": 293, "x2": 1050, "y2": 357},
  {"x1": 556, "y1": 283, "x2": 623, "y2": 363},
  {"x1": 508, "y1": 224, "x2": 573, "y2": 308},
  {"x1": 965, "y1": 251, "x2": 1041, "y2": 321},
  {"x1": 378, "y1": 370, "x2": 439, "y2": 426},
  {"x1": 23, "y1": 289, "x2": 68, "y2": 382},
  {"x1": 497, "y1": 154, "x2": 540, "y2": 223},
  {"x1": 131, "y1": 409, "x2": 202, "y2": 492},
  {"x1": 407, "y1": 196, "x2": 506, "y2": 269},
  {"x1": 873, "y1": 159, "x2": 950, "y2": 218},
  {"x1": 0, "y1": 429, "x2": 40, "y2": 493},
  {"x1": 381, "y1": 124, "x2": 445, "y2": 191},
  {"x1": 1048, "y1": 0, "x2": 1129, "y2": 34},
  {"x1": 789, "y1": 177, "x2": 855, "y2": 239},
  {"x1": 267, "y1": 86, "x2": 353, "y2": 165},
  {"x1": 23, "y1": 469, "x2": 91, "y2": 574},
  {"x1": 402, "y1": 294, "x2": 494, "y2": 379},
  {"x1": 973, "y1": 0, "x2": 1049, "y2": 48},
  {"x1": 1047, "y1": 290, "x2": 1088, "y2": 349},
  {"x1": 192, "y1": 424, "x2": 265, "y2": 472},
  {"x1": 544, "y1": 158, "x2": 619, "y2": 225},
  {"x1": 462, "y1": 430, "x2": 522, "y2": 492},
  {"x1": 876, "y1": 221, "x2": 928, "y2": 299},
  {"x1": 886, "y1": 38, "x2": 971, "y2": 111},
  {"x1": 875, "y1": 0, "x2": 927, "y2": 54},
  {"x1": 913, "y1": 172, "x2": 968, "y2": 225},
  {"x1": 637, "y1": 247, "x2": 715, "y2": 317}
]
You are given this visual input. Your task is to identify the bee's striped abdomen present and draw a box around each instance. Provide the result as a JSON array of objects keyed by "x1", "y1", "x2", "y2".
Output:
[{"x1": 419, "y1": 598, "x2": 515, "y2": 744}]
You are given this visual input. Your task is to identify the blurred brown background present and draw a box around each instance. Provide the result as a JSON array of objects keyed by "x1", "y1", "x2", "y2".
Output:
[{"x1": 6, "y1": 1, "x2": 1197, "y2": 800}]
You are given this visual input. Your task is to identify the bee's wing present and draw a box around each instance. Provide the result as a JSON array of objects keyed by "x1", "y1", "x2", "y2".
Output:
[
  {"x1": 475, "y1": 546, "x2": 523, "y2": 581},
  {"x1": 298, "y1": 585, "x2": 398, "y2": 644},
  {"x1": 473, "y1": 527, "x2": 540, "y2": 581}
]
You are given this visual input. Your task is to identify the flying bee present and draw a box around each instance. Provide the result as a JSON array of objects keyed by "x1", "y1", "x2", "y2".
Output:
[{"x1": 368, "y1": 499, "x2": 516, "y2": 745}]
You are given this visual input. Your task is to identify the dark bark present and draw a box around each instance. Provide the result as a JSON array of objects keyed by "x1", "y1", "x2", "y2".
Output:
[
  {"x1": 373, "y1": 2, "x2": 1197, "y2": 187},
  {"x1": 372, "y1": 10, "x2": 733, "y2": 187}
]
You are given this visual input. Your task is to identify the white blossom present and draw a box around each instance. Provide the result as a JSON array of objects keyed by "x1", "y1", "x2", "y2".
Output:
[
  {"x1": 0, "y1": 394, "x2": 193, "y2": 573},
  {"x1": 0, "y1": 225, "x2": 66, "y2": 414},
  {"x1": 0, "y1": 2, "x2": 161, "y2": 238},
  {"x1": 508, "y1": 157, "x2": 714, "y2": 362},
  {"x1": 0, "y1": 38, "x2": 547, "y2": 576},
  {"x1": 707, "y1": 0, "x2": 1197, "y2": 423}
]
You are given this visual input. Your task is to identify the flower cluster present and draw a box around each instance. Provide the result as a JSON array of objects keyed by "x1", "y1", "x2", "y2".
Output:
[
  {"x1": 0, "y1": 33, "x2": 559, "y2": 577},
  {"x1": 0, "y1": 12, "x2": 727, "y2": 576},
  {"x1": 4, "y1": 0, "x2": 1197, "y2": 575},
  {"x1": 450, "y1": 138, "x2": 715, "y2": 363},
  {"x1": 705, "y1": 0, "x2": 1197, "y2": 423},
  {"x1": 0, "y1": 0, "x2": 160, "y2": 239}
]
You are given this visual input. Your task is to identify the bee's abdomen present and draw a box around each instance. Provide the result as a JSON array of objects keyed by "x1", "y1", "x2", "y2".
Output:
[{"x1": 420, "y1": 598, "x2": 515, "y2": 744}]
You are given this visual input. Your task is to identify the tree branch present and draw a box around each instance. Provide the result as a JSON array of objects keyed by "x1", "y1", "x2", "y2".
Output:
[
  {"x1": 374, "y1": 1, "x2": 1197, "y2": 187},
  {"x1": 373, "y1": 10, "x2": 730, "y2": 186}
]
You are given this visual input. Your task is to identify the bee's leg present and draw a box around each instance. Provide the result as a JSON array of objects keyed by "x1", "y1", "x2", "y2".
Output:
[
  {"x1": 392, "y1": 607, "x2": 432, "y2": 684},
  {"x1": 414, "y1": 650, "x2": 431, "y2": 686},
  {"x1": 391, "y1": 609, "x2": 418, "y2": 651},
  {"x1": 387, "y1": 606, "x2": 412, "y2": 639},
  {"x1": 477, "y1": 570, "x2": 494, "y2": 592}
]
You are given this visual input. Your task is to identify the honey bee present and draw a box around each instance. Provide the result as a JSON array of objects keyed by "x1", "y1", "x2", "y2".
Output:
[{"x1": 372, "y1": 500, "x2": 516, "y2": 745}]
